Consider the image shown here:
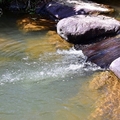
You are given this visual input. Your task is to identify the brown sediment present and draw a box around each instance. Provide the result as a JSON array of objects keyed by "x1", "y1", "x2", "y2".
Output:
[
  {"x1": 89, "y1": 71, "x2": 120, "y2": 120},
  {"x1": 25, "y1": 31, "x2": 72, "y2": 59},
  {"x1": 17, "y1": 17, "x2": 56, "y2": 32},
  {"x1": 46, "y1": 31, "x2": 73, "y2": 50},
  {"x1": 17, "y1": 17, "x2": 72, "y2": 58}
]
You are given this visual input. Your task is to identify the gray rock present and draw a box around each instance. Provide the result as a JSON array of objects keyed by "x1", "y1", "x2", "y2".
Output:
[
  {"x1": 109, "y1": 57, "x2": 120, "y2": 79},
  {"x1": 57, "y1": 15, "x2": 120, "y2": 44}
]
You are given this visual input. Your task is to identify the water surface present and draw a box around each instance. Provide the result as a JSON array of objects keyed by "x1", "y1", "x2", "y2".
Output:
[{"x1": 0, "y1": 4, "x2": 119, "y2": 119}]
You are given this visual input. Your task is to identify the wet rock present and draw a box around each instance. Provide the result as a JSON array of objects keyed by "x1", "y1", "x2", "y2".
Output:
[
  {"x1": 57, "y1": 15, "x2": 120, "y2": 44},
  {"x1": 36, "y1": 0, "x2": 113, "y2": 20},
  {"x1": 80, "y1": 36, "x2": 120, "y2": 68},
  {"x1": 45, "y1": 1, "x2": 76, "y2": 19},
  {"x1": 109, "y1": 57, "x2": 120, "y2": 79}
]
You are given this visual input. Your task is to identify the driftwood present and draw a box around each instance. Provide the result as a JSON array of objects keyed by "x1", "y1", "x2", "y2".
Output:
[{"x1": 79, "y1": 36, "x2": 120, "y2": 68}]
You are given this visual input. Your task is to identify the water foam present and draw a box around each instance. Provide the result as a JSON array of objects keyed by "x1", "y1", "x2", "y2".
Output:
[{"x1": 0, "y1": 48, "x2": 102, "y2": 85}]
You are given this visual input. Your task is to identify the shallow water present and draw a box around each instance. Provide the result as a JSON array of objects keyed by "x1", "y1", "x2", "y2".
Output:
[
  {"x1": 0, "y1": 3, "x2": 119, "y2": 119},
  {"x1": 0, "y1": 14, "x2": 103, "y2": 120}
]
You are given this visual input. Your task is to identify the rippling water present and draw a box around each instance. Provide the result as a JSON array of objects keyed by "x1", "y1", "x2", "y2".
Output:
[
  {"x1": 0, "y1": 14, "x2": 102, "y2": 120},
  {"x1": 0, "y1": 5, "x2": 119, "y2": 119}
]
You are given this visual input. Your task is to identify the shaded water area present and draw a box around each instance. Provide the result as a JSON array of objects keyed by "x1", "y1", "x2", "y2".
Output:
[{"x1": 0, "y1": 3, "x2": 120, "y2": 120}]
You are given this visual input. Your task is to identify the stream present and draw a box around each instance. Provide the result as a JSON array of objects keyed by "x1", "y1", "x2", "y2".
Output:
[{"x1": 0, "y1": 3, "x2": 119, "y2": 120}]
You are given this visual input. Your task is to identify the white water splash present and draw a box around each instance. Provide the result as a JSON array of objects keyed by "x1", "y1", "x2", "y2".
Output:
[{"x1": 0, "y1": 48, "x2": 102, "y2": 85}]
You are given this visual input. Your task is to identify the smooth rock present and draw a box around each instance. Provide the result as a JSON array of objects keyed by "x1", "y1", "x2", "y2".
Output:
[
  {"x1": 57, "y1": 15, "x2": 120, "y2": 44},
  {"x1": 109, "y1": 57, "x2": 120, "y2": 79},
  {"x1": 79, "y1": 36, "x2": 120, "y2": 68}
]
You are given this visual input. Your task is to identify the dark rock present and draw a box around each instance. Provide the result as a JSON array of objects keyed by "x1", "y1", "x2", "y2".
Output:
[
  {"x1": 80, "y1": 36, "x2": 120, "y2": 68},
  {"x1": 36, "y1": 0, "x2": 113, "y2": 20},
  {"x1": 45, "y1": 1, "x2": 77, "y2": 19},
  {"x1": 57, "y1": 15, "x2": 120, "y2": 44},
  {"x1": 109, "y1": 57, "x2": 120, "y2": 79}
]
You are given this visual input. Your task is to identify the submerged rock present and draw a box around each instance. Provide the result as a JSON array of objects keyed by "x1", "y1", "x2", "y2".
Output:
[
  {"x1": 80, "y1": 36, "x2": 120, "y2": 68},
  {"x1": 89, "y1": 71, "x2": 120, "y2": 119},
  {"x1": 109, "y1": 57, "x2": 120, "y2": 79},
  {"x1": 36, "y1": 0, "x2": 113, "y2": 20},
  {"x1": 57, "y1": 15, "x2": 120, "y2": 44}
]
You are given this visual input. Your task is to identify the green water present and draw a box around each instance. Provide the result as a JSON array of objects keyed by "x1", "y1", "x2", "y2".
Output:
[
  {"x1": 0, "y1": 14, "x2": 102, "y2": 120},
  {"x1": 0, "y1": 2, "x2": 119, "y2": 119}
]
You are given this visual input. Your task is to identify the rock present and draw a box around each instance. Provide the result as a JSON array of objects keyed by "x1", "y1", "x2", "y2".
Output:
[
  {"x1": 80, "y1": 36, "x2": 120, "y2": 68},
  {"x1": 45, "y1": 1, "x2": 76, "y2": 19},
  {"x1": 36, "y1": 0, "x2": 114, "y2": 20},
  {"x1": 109, "y1": 57, "x2": 120, "y2": 79},
  {"x1": 57, "y1": 15, "x2": 120, "y2": 44}
]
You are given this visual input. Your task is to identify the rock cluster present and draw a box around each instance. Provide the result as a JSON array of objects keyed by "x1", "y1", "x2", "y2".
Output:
[
  {"x1": 51, "y1": 0, "x2": 120, "y2": 78},
  {"x1": 9, "y1": 0, "x2": 119, "y2": 78}
]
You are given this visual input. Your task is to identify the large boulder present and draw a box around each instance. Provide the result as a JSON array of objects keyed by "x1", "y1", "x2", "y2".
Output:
[
  {"x1": 109, "y1": 57, "x2": 120, "y2": 79},
  {"x1": 36, "y1": 0, "x2": 114, "y2": 20},
  {"x1": 57, "y1": 15, "x2": 120, "y2": 44},
  {"x1": 79, "y1": 36, "x2": 120, "y2": 68}
]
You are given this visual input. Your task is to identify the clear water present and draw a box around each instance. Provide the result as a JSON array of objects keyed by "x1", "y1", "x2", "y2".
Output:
[
  {"x1": 0, "y1": 14, "x2": 102, "y2": 120},
  {"x1": 0, "y1": 3, "x2": 119, "y2": 119}
]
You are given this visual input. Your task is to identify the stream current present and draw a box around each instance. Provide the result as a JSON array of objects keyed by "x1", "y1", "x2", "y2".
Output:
[{"x1": 0, "y1": 4, "x2": 120, "y2": 120}]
